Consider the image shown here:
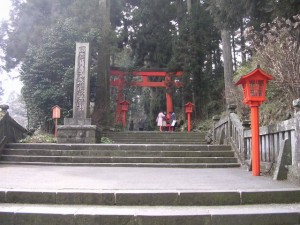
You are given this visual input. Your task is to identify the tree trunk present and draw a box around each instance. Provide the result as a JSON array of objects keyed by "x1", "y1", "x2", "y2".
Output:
[
  {"x1": 232, "y1": 33, "x2": 237, "y2": 71},
  {"x1": 221, "y1": 29, "x2": 234, "y2": 106},
  {"x1": 187, "y1": 0, "x2": 192, "y2": 13},
  {"x1": 93, "y1": 0, "x2": 111, "y2": 128},
  {"x1": 240, "y1": 21, "x2": 246, "y2": 63}
]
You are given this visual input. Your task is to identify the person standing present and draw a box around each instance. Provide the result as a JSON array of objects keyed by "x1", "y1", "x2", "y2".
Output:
[
  {"x1": 156, "y1": 111, "x2": 165, "y2": 132},
  {"x1": 138, "y1": 118, "x2": 144, "y2": 131},
  {"x1": 129, "y1": 120, "x2": 134, "y2": 131},
  {"x1": 170, "y1": 111, "x2": 177, "y2": 131}
]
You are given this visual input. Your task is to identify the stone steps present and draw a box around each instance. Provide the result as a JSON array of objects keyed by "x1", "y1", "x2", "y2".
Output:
[
  {"x1": 1, "y1": 203, "x2": 299, "y2": 225},
  {"x1": 0, "y1": 143, "x2": 240, "y2": 168},
  {"x1": 2, "y1": 149, "x2": 235, "y2": 157},
  {"x1": 1, "y1": 156, "x2": 238, "y2": 164},
  {"x1": 1, "y1": 189, "x2": 300, "y2": 206},
  {"x1": 104, "y1": 140, "x2": 206, "y2": 144},
  {"x1": 4, "y1": 143, "x2": 230, "y2": 151},
  {"x1": 0, "y1": 162, "x2": 241, "y2": 168},
  {"x1": 102, "y1": 131, "x2": 205, "y2": 137},
  {"x1": 101, "y1": 131, "x2": 206, "y2": 144},
  {"x1": 0, "y1": 189, "x2": 300, "y2": 225},
  {"x1": 0, "y1": 162, "x2": 299, "y2": 225}
]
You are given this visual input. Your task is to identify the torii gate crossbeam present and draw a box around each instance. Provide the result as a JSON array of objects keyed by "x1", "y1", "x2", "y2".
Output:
[{"x1": 110, "y1": 67, "x2": 183, "y2": 124}]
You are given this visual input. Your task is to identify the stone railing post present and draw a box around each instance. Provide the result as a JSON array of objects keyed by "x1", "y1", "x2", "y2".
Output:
[
  {"x1": 241, "y1": 120, "x2": 251, "y2": 163},
  {"x1": 293, "y1": 99, "x2": 300, "y2": 166},
  {"x1": 212, "y1": 115, "x2": 220, "y2": 143},
  {"x1": 0, "y1": 105, "x2": 9, "y2": 113},
  {"x1": 227, "y1": 104, "x2": 237, "y2": 143}
]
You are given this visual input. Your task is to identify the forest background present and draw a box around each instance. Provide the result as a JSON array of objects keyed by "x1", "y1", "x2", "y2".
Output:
[{"x1": 0, "y1": 0, "x2": 299, "y2": 132}]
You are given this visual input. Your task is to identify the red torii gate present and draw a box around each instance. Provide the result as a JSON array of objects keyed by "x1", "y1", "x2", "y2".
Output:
[{"x1": 110, "y1": 67, "x2": 183, "y2": 124}]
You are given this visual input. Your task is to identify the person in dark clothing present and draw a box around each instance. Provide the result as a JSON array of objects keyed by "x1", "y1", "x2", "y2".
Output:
[
  {"x1": 138, "y1": 118, "x2": 144, "y2": 131},
  {"x1": 129, "y1": 120, "x2": 134, "y2": 131}
]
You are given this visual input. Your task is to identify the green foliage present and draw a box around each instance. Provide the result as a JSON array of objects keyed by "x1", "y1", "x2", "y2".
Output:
[
  {"x1": 101, "y1": 136, "x2": 114, "y2": 143},
  {"x1": 232, "y1": 55, "x2": 296, "y2": 125},
  {"x1": 171, "y1": 2, "x2": 224, "y2": 118},
  {"x1": 19, "y1": 133, "x2": 56, "y2": 143},
  {"x1": 126, "y1": 0, "x2": 176, "y2": 67},
  {"x1": 1, "y1": 0, "x2": 299, "y2": 131},
  {"x1": 20, "y1": 19, "x2": 81, "y2": 129},
  {"x1": 242, "y1": 15, "x2": 300, "y2": 124},
  {"x1": 195, "y1": 119, "x2": 214, "y2": 131},
  {"x1": 206, "y1": 0, "x2": 245, "y2": 30},
  {"x1": 272, "y1": 0, "x2": 300, "y2": 20}
]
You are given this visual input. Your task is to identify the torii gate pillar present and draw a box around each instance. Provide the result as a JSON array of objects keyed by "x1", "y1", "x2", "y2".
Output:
[
  {"x1": 166, "y1": 92, "x2": 173, "y2": 114},
  {"x1": 165, "y1": 74, "x2": 173, "y2": 113}
]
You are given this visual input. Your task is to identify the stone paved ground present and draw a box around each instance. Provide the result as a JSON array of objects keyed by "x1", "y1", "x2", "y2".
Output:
[{"x1": 0, "y1": 165, "x2": 298, "y2": 191}]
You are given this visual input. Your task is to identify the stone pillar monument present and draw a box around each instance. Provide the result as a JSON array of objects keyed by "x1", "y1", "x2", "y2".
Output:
[{"x1": 57, "y1": 43, "x2": 100, "y2": 143}]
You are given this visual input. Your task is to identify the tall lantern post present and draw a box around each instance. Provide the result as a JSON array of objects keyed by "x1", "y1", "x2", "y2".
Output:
[
  {"x1": 185, "y1": 102, "x2": 194, "y2": 132},
  {"x1": 235, "y1": 66, "x2": 273, "y2": 176},
  {"x1": 120, "y1": 100, "x2": 130, "y2": 128},
  {"x1": 52, "y1": 105, "x2": 61, "y2": 138}
]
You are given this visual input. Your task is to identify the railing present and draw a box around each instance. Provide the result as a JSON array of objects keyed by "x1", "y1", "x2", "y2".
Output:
[
  {"x1": 0, "y1": 106, "x2": 28, "y2": 144},
  {"x1": 213, "y1": 104, "x2": 299, "y2": 173}
]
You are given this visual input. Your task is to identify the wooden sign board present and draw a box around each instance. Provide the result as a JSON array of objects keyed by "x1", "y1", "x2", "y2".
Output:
[{"x1": 52, "y1": 105, "x2": 61, "y2": 119}]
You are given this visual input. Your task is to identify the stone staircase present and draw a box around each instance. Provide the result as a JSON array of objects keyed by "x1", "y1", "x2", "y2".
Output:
[
  {"x1": 0, "y1": 131, "x2": 240, "y2": 168},
  {"x1": 0, "y1": 143, "x2": 239, "y2": 168},
  {"x1": 101, "y1": 131, "x2": 207, "y2": 144},
  {"x1": 0, "y1": 132, "x2": 299, "y2": 224}
]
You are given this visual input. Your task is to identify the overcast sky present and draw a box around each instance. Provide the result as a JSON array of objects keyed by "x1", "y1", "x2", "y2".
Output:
[
  {"x1": 0, "y1": 0, "x2": 10, "y2": 20},
  {"x1": 0, "y1": 0, "x2": 23, "y2": 103}
]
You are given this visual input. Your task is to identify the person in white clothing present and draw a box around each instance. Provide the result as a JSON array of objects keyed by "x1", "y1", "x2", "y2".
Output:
[{"x1": 156, "y1": 111, "x2": 165, "y2": 132}]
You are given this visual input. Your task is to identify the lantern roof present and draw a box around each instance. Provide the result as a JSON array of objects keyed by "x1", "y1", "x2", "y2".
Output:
[
  {"x1": 120, "y1": 100, "x2": 130, "y2": 105},
  {"x1": 185, "y1": 102, "x2": 194, "y2": 106},
  {"x1": 51, "y1": 105, "x2": 61, "y2": 110},
  {"x1": 235, "y1": 67, "x2": 273, "y2": 86}
]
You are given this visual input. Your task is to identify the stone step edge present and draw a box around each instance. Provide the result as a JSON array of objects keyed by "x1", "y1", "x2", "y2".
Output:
[
  {"x1": 2, "y1": 150, "x2": 234, "y2": 154},
  {"x1": 1, "y1": 155, "x2": 237, "y2": 159},
  {"x1": 6, "y1": 143, "x2": 231, "y2": 148},
  {"x1": 0, "y1": 203, "x2": 299, "y2": 225},
  {"x1": 0, "y1": 202, "x2": 299, "y2": 214},
  {"x1": 0, "y1": 162, "x2": 241, "y2": 168},
  {"x1": 0, "y1": 189, "x2": 299, "y2": 206},
  {"x1": 104, "y1": 138, "x2": 206, "y2": 140},
  {"x1": 3, "y1": 148, "x2": 232, "y2": 152}
]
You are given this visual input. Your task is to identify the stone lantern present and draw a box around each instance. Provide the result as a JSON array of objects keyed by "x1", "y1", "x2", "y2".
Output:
[{"x1": 236, "y1": 66, "x2": 273, "y2": 176}]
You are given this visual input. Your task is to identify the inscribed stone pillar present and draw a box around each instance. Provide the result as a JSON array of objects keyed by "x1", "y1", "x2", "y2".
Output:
[
  {"x1": 73, "y1": 43, "x2": 91, "y2": 120},
  {"x1": 57, "y1": 43, "x2": 100, "y2": 143},
  {"x1": 65, "y1": 43, "x2": 91, "y2": 125}
]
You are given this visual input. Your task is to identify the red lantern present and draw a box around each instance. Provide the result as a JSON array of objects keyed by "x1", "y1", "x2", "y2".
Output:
[
  {"x1": 236, "y1": 67, "x2": 273, "y2": 106},
  {"x1": 185, "y1": 102, "x2": 194, "y2": 132},
  {"x1": 185, "y1": 102, "x2": 194, "y2": 113},
  {"x1": 120, "y1": 100, "x2": 130, "y2": 128},
  {"x1": 235, "y1": 66, "x2": 273, "y2": 176},
  {"x1": 120, "y1": 100, "x2": 129, "y2": 112}
]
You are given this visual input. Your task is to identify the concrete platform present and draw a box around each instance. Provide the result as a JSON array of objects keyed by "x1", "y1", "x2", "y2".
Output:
[
  {"x1": 0, "y1": 165, "x2": 298, "y2": 191},
  {"x1": 0, "y1": 165, "x2": 300, "y2": 225}
]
